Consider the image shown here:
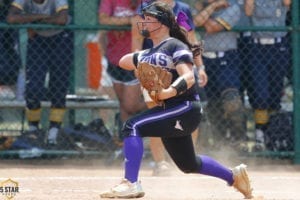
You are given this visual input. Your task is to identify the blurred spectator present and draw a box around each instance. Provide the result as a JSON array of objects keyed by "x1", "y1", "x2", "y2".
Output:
[
  {"x1": 132, "y1": 0, "x2": 208, "y2": 176},
  {"x1": 193, "y1": 0, "x2": 248, "y2": 150},
  {"x1": 284, "y1": 6, "x2": 292, "y2": 87},
  {"x1": 98, "y1": 0, "x2": 147, "y2": 142},
  {"x1": 236, "y1": 0, "x2": 253, "y2": 106},
  {"x1": 245, "y1": 0, "x2": 292, "y2": 151},
  {"x1": 7, "y1": 0, "x2": 74, "y2": 146},
  {"x1": 0, "y1": 0, "x2": 21, "y2": 99}
]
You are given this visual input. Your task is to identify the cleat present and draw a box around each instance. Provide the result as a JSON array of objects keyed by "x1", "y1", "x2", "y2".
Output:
[
  {"x1": 152, "y1": 161, "x2": 171, "y2": 177},
  {"x1": 232, "y1": 164, "x2": 253, "y2": 199},
  {"x1": 100, "y1": 178, "x2": 145, "y2": 198},
  {"x1": 47, "y1": 127, "x2": 59, "y2": 145}
]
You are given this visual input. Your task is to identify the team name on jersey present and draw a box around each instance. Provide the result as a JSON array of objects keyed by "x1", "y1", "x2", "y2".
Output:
[{"x1": 140, "y1": 53, "x2": 172, "y2": 68}]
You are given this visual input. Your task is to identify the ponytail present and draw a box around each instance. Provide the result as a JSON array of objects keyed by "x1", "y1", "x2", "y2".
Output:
[{"x1": 169, "y1": 19, "x2": 192, "y2": 49}]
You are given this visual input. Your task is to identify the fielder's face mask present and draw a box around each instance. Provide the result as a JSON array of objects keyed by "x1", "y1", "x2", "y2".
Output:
[{"x1": 137, "y1": 2, "x2": 172, "y2": 38}]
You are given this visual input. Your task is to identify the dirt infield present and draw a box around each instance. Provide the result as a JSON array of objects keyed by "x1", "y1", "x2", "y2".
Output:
[{"x1": 0, "y1": 158, "x2": 300, "y2": 200}]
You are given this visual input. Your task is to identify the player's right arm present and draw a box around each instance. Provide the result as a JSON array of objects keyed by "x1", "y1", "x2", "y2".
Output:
[
  {"x1": 6, "y1": 4, "x2": 49, "y2": 24},
  {"x1": 193, "y1": 0, "x2": 229, "y2": 27},
  {"x1": 203, "y1": 1, "x2": 240, "y2": 34},
  {"x1": 6, "y1": 2, "x2": 68, "y2": 25},
  {"x1": 98, "y1": 0, "x2": 131, "y2": 26},
  {"x1": 244, "y1": 0, "x2": 254, "y2": 16},
  {"x1": 283, "y1": 0, "x2": 291, "y2": 6},
  {"x1": 119, "y1": 53, "x2": 136, "y2": 71}
]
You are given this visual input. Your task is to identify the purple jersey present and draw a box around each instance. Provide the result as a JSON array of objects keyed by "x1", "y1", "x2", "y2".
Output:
[{"x1": 137, "y1": 37, "x2": 199, "y2": 103}]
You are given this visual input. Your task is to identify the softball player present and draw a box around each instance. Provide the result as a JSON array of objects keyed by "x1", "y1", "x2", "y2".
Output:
[
  {"x1": 132, "y1": 0, "x2": 208, "y2": 176},
  {"x1": 0, "y1": 0, "x2": 21, "y2": 88},
  {"x1": 245, "y1": 0, "x2": 291, "y2": 150},
  {"x1": 237, "y1": 0, "x2": 253, "y2": 102},
  {"x1": 100, "y1": 2, "x2": 253, "y2": 199},
  {"x1": 7, "y1": 0, "x2": 73, "y2": 146},
  {"x1": 98, "y1": 0, "x2": 147, "y2": 142},
  {"x1": 193, "y1": 0, "x2": 247, "y2": 149}
]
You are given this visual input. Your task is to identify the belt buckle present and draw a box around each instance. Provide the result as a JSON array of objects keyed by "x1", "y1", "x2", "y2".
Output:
[
  {"x1": 243, "y1": 31, "x2": 251, "y2": 37},
  {"x1": 203, "y1": 52, "x2": 217, "y2": 59},
  {"x1": 217, "y1": 52, "x2": 225, "y2": 58},
  {"x1": 259, "y1": 38, "x2": 275, "y2": 45},
  {"x1": 276, "y1": 37, "x2": 282, "y2": 43}
]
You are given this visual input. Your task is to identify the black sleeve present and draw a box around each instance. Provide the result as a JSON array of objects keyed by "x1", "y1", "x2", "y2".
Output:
[{"x1": 133, "y1": 53, "x2": 139, "y2": 68}]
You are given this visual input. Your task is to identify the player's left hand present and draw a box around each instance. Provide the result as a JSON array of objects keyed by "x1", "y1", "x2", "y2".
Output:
[{"x1": 198, "y1": 69, "x2": 208, "y2": 87}]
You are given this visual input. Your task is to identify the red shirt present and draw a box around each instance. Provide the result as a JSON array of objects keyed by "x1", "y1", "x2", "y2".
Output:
[{"x1": 99, "y1": 0, "x2": 137, "y2": 65}]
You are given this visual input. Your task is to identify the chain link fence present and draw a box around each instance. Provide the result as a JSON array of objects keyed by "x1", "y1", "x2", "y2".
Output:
[{"x1": 0, "y1": 0, "x2": 298, "y2": 162}]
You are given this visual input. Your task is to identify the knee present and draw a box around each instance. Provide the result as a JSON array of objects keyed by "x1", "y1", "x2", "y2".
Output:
[
  {"x1": 51, "y1": 100, "x2": 66, "y2": 108},
  {"x1": 119, "y1": 101, "x2": 132, "y2": 113},
  {"x1": 180, "y1": 167, "x2": 197, "y2": 174},
  {"x1": 120, "y1": 101, "x2": 144, "y2": 115},
  {"x1": 26, "y1": 97, "x2": 40, "y2": 109},
  {"x1": 121, "y1": 120, "x2": 135, "y2": 138},
  {"x1": 178, "y1": 157, "x2": 202, "y2": 174}
]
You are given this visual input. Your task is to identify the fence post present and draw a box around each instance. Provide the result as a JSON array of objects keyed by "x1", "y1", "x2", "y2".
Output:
[
  {"x1": 68, "y1": 0, "x2": 76, "y2": 125},
  {"x1": 292, "y1": 0, "x2": 300, "y2": 164}
]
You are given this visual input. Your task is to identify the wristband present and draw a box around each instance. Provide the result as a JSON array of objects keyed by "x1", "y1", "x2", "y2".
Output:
[
  {"x1": 197, "y1": 65, "x2": 205, "y2": 71},
  {"x1": 171, "y1": 76, "x2": 187, "y2": 96}
]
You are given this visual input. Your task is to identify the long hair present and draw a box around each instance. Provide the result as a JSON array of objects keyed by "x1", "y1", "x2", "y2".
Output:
[{"x1": 142, "y1": 2, "x2": 192, "y2": 49}]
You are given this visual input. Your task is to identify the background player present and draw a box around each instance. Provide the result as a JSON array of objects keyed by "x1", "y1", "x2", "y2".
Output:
[
  {"x1": 245, "y1": 0, "x2": 292, "y2": 151},
  {"x1": 193, "y1": 0, "x2": 248, "y2": 150},
  {"x1": 7, "y1": 0, "x2": 74, "y2": 146},
  {"x1": 98, "y1": 0, "x2": 147, "y2": 143}
]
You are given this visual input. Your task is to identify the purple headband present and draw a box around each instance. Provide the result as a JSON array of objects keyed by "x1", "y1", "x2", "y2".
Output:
[{"x1": 176, "y1": 11, "x2": 191, "y2": 31}]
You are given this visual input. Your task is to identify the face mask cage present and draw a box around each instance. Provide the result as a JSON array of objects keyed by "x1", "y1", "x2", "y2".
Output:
[
  {"x1": 136, "y1": 16, "x2": 162, "y2": 38},
  {"x1": 141, "y1": 4, "x2": 171, "y2": 27}
]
